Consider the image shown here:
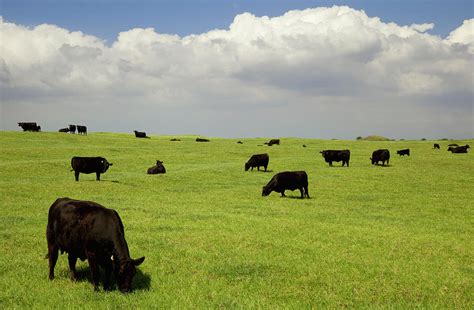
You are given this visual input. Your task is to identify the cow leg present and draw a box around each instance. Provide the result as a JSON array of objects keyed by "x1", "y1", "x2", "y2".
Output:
[
  {"x1": 75, "y1": 171, "x2": 80, "y2": 181},
  {"x1": 299, "y1": 188, "x2": 304, "y2": 198},
  {"x1": 48, "y1": 244, "x2": 59, "y2": 280},
  {"x1": 280, "y1": 191, "x2": 286, "y2": 197},
  {"x1": 103, "y1": 261, "x2": 112, "y2": 291},
  {"x1": 304, "y1": 186, "x2": 310, "y2": 198},
  {"x1": 96, "y1": 172, "x2": 101, "y2": 181},
  {"x1": 264, "y1": 165, "x2": 267, "y2": 172},
  {"x1": 68, "y1": 255, "x2": 78, "y2": 281},
  {"x1": 329, "y1": 161, "x2": 332, "y2": 166},
  {"x1": 257, "y1": 166, "x2": 260, "y2": 171},
  {"x1": 86, "y1": 252, "x2": 100, "y2": 291}
]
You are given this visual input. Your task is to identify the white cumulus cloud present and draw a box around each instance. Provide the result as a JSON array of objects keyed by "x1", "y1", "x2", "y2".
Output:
[{"x1": 0, "y1": 7, "x2": 473, "y2": 139}]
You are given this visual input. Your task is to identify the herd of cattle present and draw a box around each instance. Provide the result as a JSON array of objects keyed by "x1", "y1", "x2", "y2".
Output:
[{"x1": 14, "y1": 126, "x2": 470, "y2": 292}]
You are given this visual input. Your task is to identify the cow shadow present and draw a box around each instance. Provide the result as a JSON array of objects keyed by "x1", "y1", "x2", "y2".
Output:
[
  {"x1": 74, "y1": 265, "x2": 151, "y2": 292},
  {"x1": 374, "y1": 164, "x2": 392, "y2": 167},
  {"x1": 284, "y1": 196, "x2": 311, "y2": 200}
]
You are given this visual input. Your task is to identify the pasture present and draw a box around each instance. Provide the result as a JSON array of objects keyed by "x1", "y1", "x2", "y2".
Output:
[{"x1": 0, "y1": 131, "x2": 472, "y2": 308}]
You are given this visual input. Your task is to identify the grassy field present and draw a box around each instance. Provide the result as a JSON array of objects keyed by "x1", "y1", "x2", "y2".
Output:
[{"x1": 0, "y1": 131, "x2": 472, "y2": 308}]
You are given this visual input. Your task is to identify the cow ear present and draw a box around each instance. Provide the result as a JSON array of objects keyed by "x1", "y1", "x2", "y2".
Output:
[
  {"x1": 109, "y1": 163, "x2": 113, "y2": 166},
  {"x1": 133, "y1": 256, "x2": 145, "y2": 266}
]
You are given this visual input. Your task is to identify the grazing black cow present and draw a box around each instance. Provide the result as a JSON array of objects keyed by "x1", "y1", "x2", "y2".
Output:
[
  {"x1": 196, "y1": 138, "x2": 210, "y2": 142},
  {"x1": 77, "y1": 125, "x2": 87, "y2": 135},
  {"x1": 320, "y1": 150, "x2": 350, "y2": 167},
  {"x1": 69, "y1": 125, "x2": 77, "y2": 134},
  {"x1": 434, "y1": 143, "x2": 440, "y2": 149},
  {"x1": 262, "y1": 171, "x2": 310, "y2": 198},
  {"x1": 59, "y1": 128, "x2": 69, "y2": 133},
  {"x1": 170, "y1": 138, "x2": 181, "y2": 141},
  {"x1": 147, "y1": 160, "x2": 166, "y2": 174},
  {"x1": 237, "y1": 141, "x2": 243, "y2": 144},
  {"x1": 245, "y1": 153, "x2": 269, "y2": 172},
  {"x1": 397, "y1": 149, "x2": 410, "y2": 156},
  {"x1": 46, "y1": 198, "x2": 145, "y2": 292},
  {"x1": 71, "y1": 157, "x2": 113, "y2": 181},
  {"x1": 448, "y1": 145, "x2": 470, "y2": 153},
  {"x1": 302, "y1": 144, "x2": 307, "y2": 147},
  {"x1": 265, "y1": 139, "x2": 280, "y2": 146},
  {"x1": 371, "y1": 149, "x2": 390, "y2": 166},
  {"x1": 134, "y1": 130, "x2": 149, "y2": 138},
  {"x1": 18, "y1": 122, "x2": 41, "y2": 132}
]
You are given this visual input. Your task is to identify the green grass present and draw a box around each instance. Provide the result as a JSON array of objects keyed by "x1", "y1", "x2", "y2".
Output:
[{"x1": 0, "y1": 131, "x2": 472, "y2": 308}]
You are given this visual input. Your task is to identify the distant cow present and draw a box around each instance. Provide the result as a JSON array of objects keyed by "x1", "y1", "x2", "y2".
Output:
[
  {"x1": 147, "y1": 160, "x2": 166, "y2": 174},
  {"x1": 170, "y1": 138, "x2": 181, "y2": 141},
  {"x1": 59, "y1": 128, "x2": 69, "y2": 133},
  {"x1": 371, "y1": 149, "x2": 390, "y2": 166},
  {"x1": 302, "y1": 144, "x2": 307, "y2": 148},
  {"x1": 245, "y1": 154, "x2": 269, "y2": 172},
  {"x1": 46, "y1": 197, "x2": 145, "y2": 292},
  {"x1": 134, "y1": 130, "x2": 149, "y2": 138},
  {"x1": 69, "y1": 125, "x2": 76, "y2": 134},
  {"x1": 397, "y1": 149, "x2": 410, "y2": 156},
  {"x1": 265, "y1": 139, "x2": 280, "y2": 146},
  {"x1": 448, "y1": 145, "x2": 470, "y2": 153},
  {"x1": 77, "y1": 125, "x2": 87, "y2": 135},
  {"x1": 71, "y1": 157, "x2": 113, "y2": 181},
  {"x1": 196, "y1": 138, "x2": 210, "y2": 142},
  {"x1": 237, "y1": 141, "x2": 243, "y2": 144},
  {"x1": 320, "y1": 150, "x2": 350, "y2": 167},
  {"x1": 262, "y1": 171, "x2": 310, "y2": 198},
  {"x1": 434, "y1": 143, "x2": 440, "y2": 149},
  {"x1": 18, "y1": 122, "x2": 41, "y2": 132}
]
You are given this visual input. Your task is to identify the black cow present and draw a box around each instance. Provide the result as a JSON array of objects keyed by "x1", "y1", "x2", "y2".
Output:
[
  {"x1": 237, "y1": 141, "x2": 243, "y2": 144},
  {"x1": 71, "y1": 157, "x2": 113, "y2": 181},
  {"x1": 69, "y1": 125, "x2": 77, "y2": 134},
  {"x1": 77, "y1": 125, "x2": 87, "y2": 135},
  {"x1": 245, "y1": 153, "x2": 269, "y2": 172},
  {"x1": 134, "y1": 130, "x2": 149, "y2": 138},
  {"x1": 434, "y1": 143, "x2": 440, "y2": 149},
  {"x1": 448, "y1": 145, "x2": 470, "y2": 153},
  {"x1": 18, "y1": 122, "x2": 41, "y2": 132},
  {"x1": 262, "y1": 171, "x2": 310, "y2": 198},
  {"x1": 147, "y1": 160, "x2": 166, "y2": 174},
  {"x1": 371, "y1": 149, "x2": 390, "y2": 166},
  {"x1": 46, "y1": 198, "x2": 145, "y2": 292},
  {"x1": 59, "y1": 128, "x2": 69, "y2": 133},
  {"x1": 196, "y1": 138, "x2": 210, "y2": 142},
  {"x1": 320, "y1": 150, "x2": 350, "y2": 167},
  {"x1": 265, "y1": 139, "x2": 280, "y2": 146},
  {"x1": 170, "y1": 138, "x2": 181, "y2": 141},
  {"x1": 397, "y1": 149, "x2": 410, "y2": 156}
]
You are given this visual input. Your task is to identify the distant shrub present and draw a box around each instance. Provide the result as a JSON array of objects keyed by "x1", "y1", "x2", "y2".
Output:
[
  {"x1": 421, "y1": 138, "x2": 427, "y2": 141},
  {"x1": 356, "y1": 136, "x2": 363, "y2": 140},
  {"x1": 359, "y1": 135, "x2": 391, "y2": 141},
  {"x1": 440, "y1": 138, "x2": 449, "y2": 141},
  {"x1": 400, "y1": 139, "x2": 405, "y2": 141}
]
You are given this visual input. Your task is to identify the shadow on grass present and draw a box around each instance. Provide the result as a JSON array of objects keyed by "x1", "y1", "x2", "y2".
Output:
[{"x1": 73, "y1": 265, "x2": 150, "y2": 292}]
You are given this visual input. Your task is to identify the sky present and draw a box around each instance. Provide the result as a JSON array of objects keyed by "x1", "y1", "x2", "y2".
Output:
[{"x1": 1, "y1": 0, "x2": 473, "y2": 139}]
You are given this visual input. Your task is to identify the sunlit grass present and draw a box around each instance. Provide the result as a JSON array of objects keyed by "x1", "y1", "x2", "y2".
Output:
[{"x1": 0, "y1": 131, "x2": 472, "y2": 308}]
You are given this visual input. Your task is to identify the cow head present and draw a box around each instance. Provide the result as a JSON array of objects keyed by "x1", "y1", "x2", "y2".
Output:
[
  {"x1": 320, "y1": 150, "x2": 327, "y2": 157},
  {"x1": 262, "y1": 186, "x2": 271, "y2": 196},
  {"x1": 101, "y1": 158, "x2": 113, "y2": 172},
  {"x1": 245, "y1": 162, "x2": 250, "y2": 171},
  {"x1": 156, "y1": 160, "x2": 163, "y2": 166},
  {"x1": 117, "y1": 256, "x2": 145, "y2": 293},
  {"x1": 370, "y1": 157, "x2": 375, "y2": 165}
]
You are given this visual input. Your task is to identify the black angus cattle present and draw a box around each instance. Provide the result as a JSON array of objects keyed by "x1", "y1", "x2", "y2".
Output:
[
  {"x1": 245, "y1": 153, "x2": 269, "y2": 172},
  {"x1": 196, "y1": 138, "x2": 210, "y2": 142},
  {"x1": 59, "y1": 127, "x2": 69, "y2": 133},
  {"x1": 147, "y1": 160, "x2": 166, "y2": 174},
  {"x1": 265, "y1": 139, "x2": 280, "y2": 146},
  {"x1": 302, "y1": 144, "x2": 307, "y2": 147},
  {"x1": 71, "y1": 157, "x2": 113, "y2": 181},
  {"x1": 320, "y1": 150, "x2": 350, "y2": 167},
  {"x1": 262, "y1": 171, "x2": 310, "y2": 198},
  {"x1": 237, "y1": 141, "x2": 243, "y2": 144},
  {"x1": 170, "y1": 138, "x2": 181, "y2": 141},
  {"x1": 46, "y1": 198, "x2": 145, "y2": 292},
  {"x1": 134, "y1": 130, "x2": 149, "y2": 138},
  {"x1": 397, "y1": 149, "x2": 410, "y2": 156},
  {"x1": 18, "y1": 122, "x2": 41, "y2": 132},
  {"x1": 434, "y1": 143, "x2": 440, "y2": 149},
  {"x1": 77, "y1": 125, "x2": 87, "y2": 135},
  {"x1": 69, "y1": 125, "x2": 77, "y2": 134},
  {"x1": 448, "y1": 145, "x2": 470, "y2": 153},
  {"x1": 371, "y1": 149, "x2": 390, "y2": 166}
]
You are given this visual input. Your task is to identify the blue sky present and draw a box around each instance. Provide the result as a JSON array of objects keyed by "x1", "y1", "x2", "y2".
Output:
[
  {"x1": 1, "y1": 1, "x2": 473, "y2": 138},
  {"x1": 2, "y1": 0, "x2": 473, "y2": 43}
]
